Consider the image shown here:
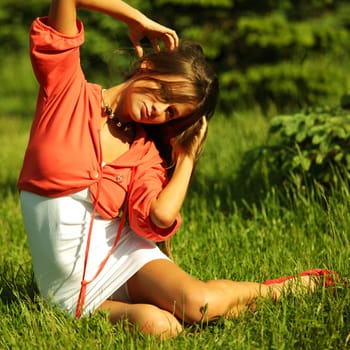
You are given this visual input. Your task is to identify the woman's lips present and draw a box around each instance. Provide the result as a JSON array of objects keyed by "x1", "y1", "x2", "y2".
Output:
[{"x1": 141, "y1": 103, "x2": 149, "y2": 120}]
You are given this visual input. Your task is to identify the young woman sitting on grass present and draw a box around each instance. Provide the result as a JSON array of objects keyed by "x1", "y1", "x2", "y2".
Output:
[{"x1": 18, "y1": 0, "x2": 340, "y2": 339}]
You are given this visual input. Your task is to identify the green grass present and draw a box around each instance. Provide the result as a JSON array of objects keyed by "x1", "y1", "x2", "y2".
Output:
[
  {"x1": 0, "y1": 55, "x2": 37, "y2": 118},
  {"x1": 0, "y1": 112, "x2": 349, "y2": 350}
]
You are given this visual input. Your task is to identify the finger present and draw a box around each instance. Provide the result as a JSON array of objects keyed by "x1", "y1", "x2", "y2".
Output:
[
  {"x1": 130, "y1": 33, "x2": 144, "y2": 57},
  {"x1": 171, "y1": 30, "x2": 179, "y2": 49},
  {"x1": 164, "y1": 32, "x2": 179, "y2": 51},
  {"x1": 134, "y1": 44, "x2": 143, "y2": 58},
  {"x1": 150, "y1": 38, "x2": 161, "y2": 52},
  {"x1": 167, "y1": 29, "x2": 179, "y2": 49},
  {"x1": 132, "y1": 39, "x2": 144, "y2": 57}
]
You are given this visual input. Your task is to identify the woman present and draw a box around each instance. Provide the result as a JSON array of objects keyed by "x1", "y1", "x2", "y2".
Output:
[{"x1": 18, "y1": 0, "x2": 337, "y2": 339}]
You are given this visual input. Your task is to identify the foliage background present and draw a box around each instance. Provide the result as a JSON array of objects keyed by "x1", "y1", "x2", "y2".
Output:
[
  {"x1": 0, "y1": 1, "x2": 349, "y2": 348},
  {"x1": 1, "y1": 113, "x2": 349, "y2": 350},
  {"x1": 1, "y1": 0, "x2": 350, "y2": 116}
]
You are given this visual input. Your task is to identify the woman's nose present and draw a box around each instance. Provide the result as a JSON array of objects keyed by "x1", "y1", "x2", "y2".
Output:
[{"x1": 151, "y1": 102, "x2": 168, "y2": 117}]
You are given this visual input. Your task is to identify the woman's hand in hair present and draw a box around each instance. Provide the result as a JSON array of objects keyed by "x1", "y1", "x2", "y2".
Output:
[
  {"x1": 150, "y1": 117, "x2": 207, "y2": 229},
  {"x1": 172, "y1": 117, "x2": 208, "y2": 164},
  {"x1": 128, "y1": 16, "x2": 179, "y2": 57}
]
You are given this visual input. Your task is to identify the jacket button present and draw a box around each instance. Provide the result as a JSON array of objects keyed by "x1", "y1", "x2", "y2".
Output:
[
  {"x1": 89, "y1": 170, "x2": 99, "y2": 179},
  {"x1": 116, "y1": 174, "x2": 123, "y2": 183}
]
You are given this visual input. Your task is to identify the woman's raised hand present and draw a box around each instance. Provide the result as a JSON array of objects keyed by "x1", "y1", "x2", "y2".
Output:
[
  {"x1": 188, "y1": 116, "x2": 208, "y2": 163},
  {"x1": 48, "y1": 1, "x2": 178, "y2": 54},
  {"x1": 128, "y1": 16, "x2": 179, "y2": 57},
  {"x1": 172, "y1": 116, "x2": 208, "y2": 164}
]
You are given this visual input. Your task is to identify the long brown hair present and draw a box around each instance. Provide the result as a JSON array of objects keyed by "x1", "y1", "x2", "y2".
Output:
[
  {"x1": 127, "y1": 42, "x2": 219, "y2": 259},
  {"x1": 128, "y1": 42, "x2": 219, "y2": 168}
]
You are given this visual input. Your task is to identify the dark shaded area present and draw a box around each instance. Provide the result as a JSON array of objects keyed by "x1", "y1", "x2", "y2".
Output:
[
  {"x1": 2, "y1": 1, "x2": 350, "y2": 115},
  {"x1": 187, "y1": 165, "x2": 269, "y2": 219},
  {"x1": 0, "y1": 264, "x2": 38, "y2": 306},
  {"x1": 0, "y1": 179, "x2": 20, "y2": 198}
]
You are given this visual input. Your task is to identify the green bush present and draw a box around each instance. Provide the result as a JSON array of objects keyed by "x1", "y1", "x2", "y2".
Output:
[
  {"x1": 2, "y1": 0, "x2": 350, "y2": 113},
  {"x1": 240, "y1": 96, "x2": 350, "y2": 191},
  {"x1": 77, "y1": 0, "x2": 350, "y2": 112},
  {"x1": 223, "y1": 8, "x2": 350, "y2": 112}
]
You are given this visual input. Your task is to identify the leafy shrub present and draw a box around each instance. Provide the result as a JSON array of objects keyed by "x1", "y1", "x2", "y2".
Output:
[
  {"x1": 222, "y1": 7, "x2": 350, "y2": 112},
  {"x1": 240, "y1": 96, "x2": 350, "y2": 190},
  {"x1": 2, "y1": 0, "x2": 350, "y2": 113},
  {"x1": 220, "y1": 58, "x2": 350, "y2": 113}
]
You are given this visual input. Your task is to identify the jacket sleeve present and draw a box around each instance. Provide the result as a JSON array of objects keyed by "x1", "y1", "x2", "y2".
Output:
[
  {"x1": 30, "y1": 17, "x2": 85, "y2": 96},
  {"x1": 127, "y1": 147, "x2": 182, "y2": 242}
]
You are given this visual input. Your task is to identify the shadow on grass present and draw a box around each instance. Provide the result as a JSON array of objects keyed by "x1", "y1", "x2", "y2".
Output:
[
  {"x1": 189, "y1": 146, "x2": 350, "y2": 218},
  {"x1": 0, "y1": 179, "x2": 39, "y2": 307},
  {"x1": 0, "y1": 264, "x2": 39, "y2": 306},
  {"x1": 0, "y1": 178, "x2": 20, "y2": 198},
  {"x1": 187, "y1": 165, "x2": 270, "y2": 217}
]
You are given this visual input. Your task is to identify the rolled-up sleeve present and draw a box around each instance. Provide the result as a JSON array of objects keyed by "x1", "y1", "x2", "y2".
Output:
[
  {"x1": 30, "y1": 17, "x2": 85, "y2": 95},
  {"x1": 127, "y1": 156, "x2": 182, "y2": 242}
]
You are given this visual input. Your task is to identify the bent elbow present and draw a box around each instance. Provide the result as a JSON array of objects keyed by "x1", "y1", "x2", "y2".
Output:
[{"x1": 150, "y1": 209, "x2": 176, "y2": 229}]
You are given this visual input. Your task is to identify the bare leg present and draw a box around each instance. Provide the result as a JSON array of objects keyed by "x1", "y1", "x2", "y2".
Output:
[
  {"x1": 96, "y1": 300, "x2": 182, "y2": 339},
  {"x1": 96, "y1": 260, "x2": 317, "y2": 338},
  {"x1": 127, "y1": 260, "x2": 317, "y2": 323}
]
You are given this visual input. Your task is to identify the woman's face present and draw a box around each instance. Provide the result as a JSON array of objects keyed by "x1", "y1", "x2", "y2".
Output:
[{"x1": 121, "y1": 76, "x2": 196, "y2": 125}]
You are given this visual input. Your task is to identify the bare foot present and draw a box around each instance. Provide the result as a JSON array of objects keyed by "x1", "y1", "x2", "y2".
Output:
[{"x1": 267, "y1": 275, "x2": 318, "y2": 301}]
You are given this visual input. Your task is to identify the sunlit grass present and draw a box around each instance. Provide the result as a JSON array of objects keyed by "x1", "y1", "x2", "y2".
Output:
[{"x1": 0, "y1": 112, "x2": 349, "y2": 349}]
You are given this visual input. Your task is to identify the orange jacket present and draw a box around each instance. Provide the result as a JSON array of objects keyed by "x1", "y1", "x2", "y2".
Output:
[{"x1": 18, "y1": 17, "x2": 181, "y2": 241}]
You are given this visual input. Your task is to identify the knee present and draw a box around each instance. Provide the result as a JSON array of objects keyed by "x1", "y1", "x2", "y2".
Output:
[
  {"x1": 132, "y1": 304, "x2": 182, "y2": 339},
  {"x1": 180, "y1": 284, "x2": 218, "y2": 323}
]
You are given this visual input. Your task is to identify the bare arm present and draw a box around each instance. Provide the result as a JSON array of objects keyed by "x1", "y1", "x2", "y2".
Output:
[
  {"x1": 48, "y1": 0, "x2": 178, "y2": 56},
  {"x1": 150, "y1": 118, "x2": 208, "y2": 229}
]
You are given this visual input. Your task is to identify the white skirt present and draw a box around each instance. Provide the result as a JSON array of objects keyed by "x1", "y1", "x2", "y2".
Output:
[{"x1": 20, "y1": 189, "x2": 169, "y2": 316}]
